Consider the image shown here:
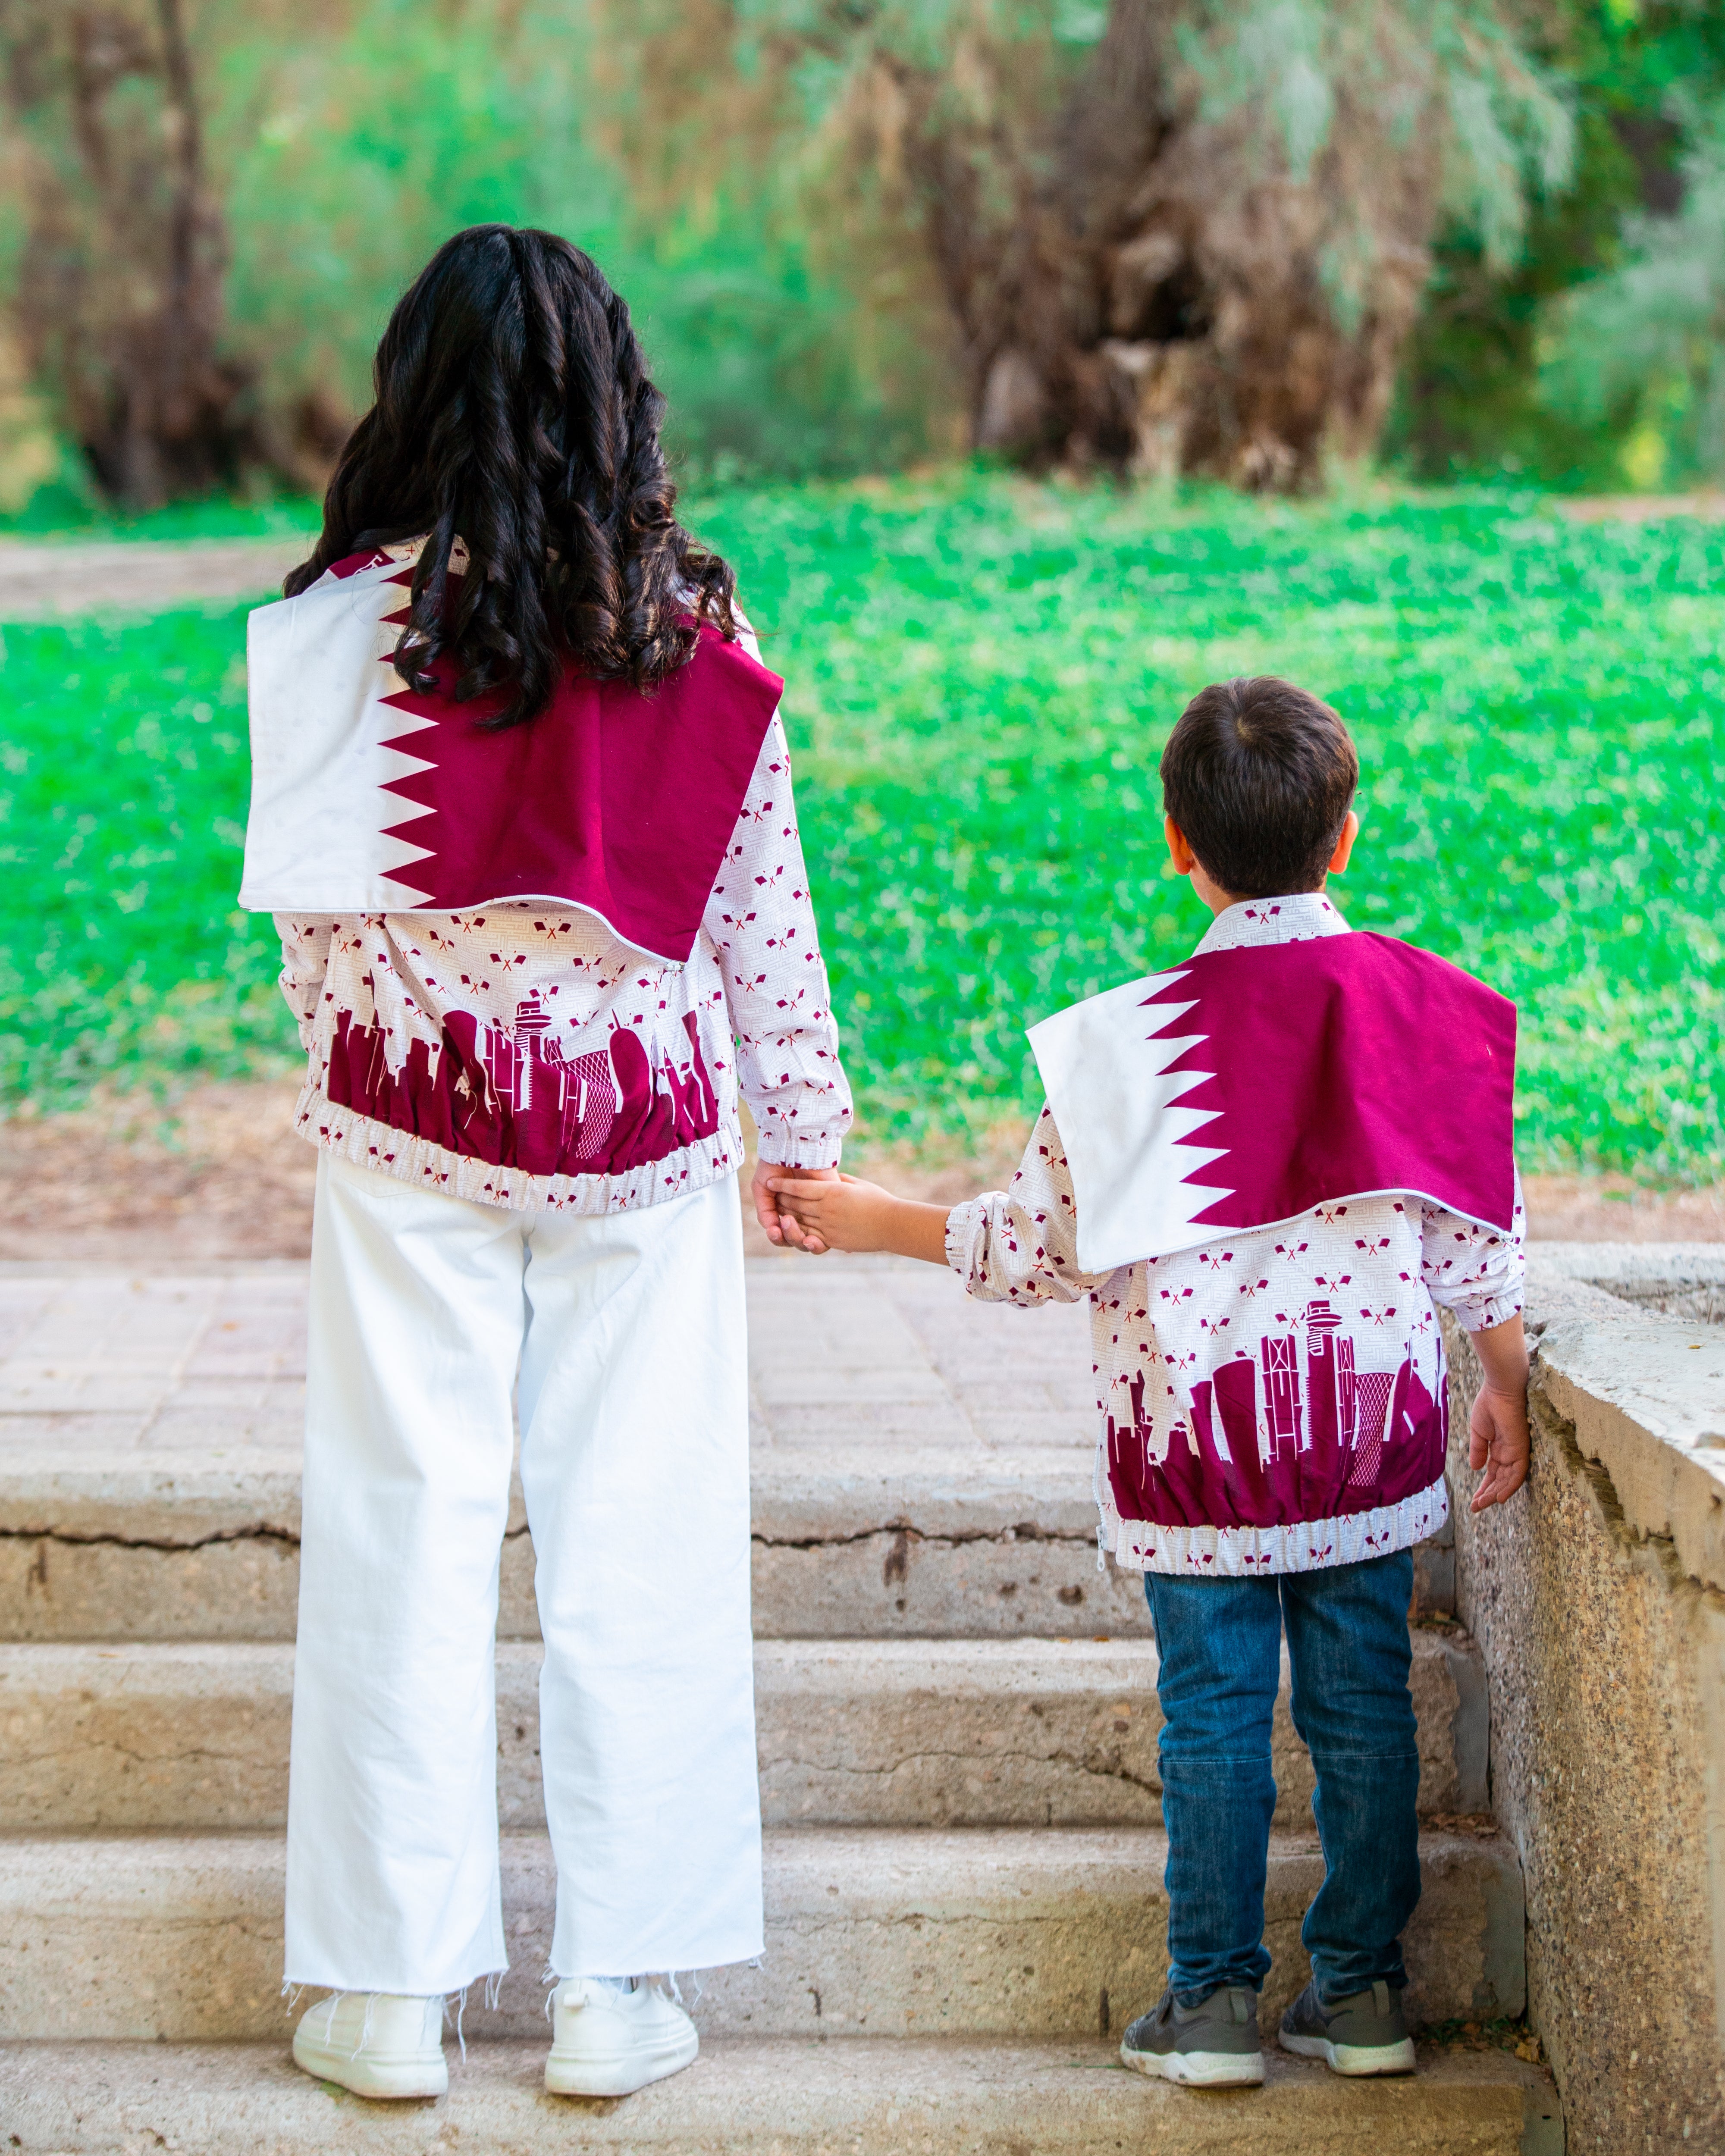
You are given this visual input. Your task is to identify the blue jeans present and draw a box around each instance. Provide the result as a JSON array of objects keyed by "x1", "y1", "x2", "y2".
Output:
[{"x1": 1144, "y1": 1550, "x2": 1421, "y2": 2006}]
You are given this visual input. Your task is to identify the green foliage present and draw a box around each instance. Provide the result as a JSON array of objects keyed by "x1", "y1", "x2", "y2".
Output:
[
  {"x1": 1542, "y1": 88, "x2": 1725, "y2": 481},
  {"x1": 1182, "y1": 0, "x2": 1573, "y2": 273},
  {"x1": 1392, "y1": 0, "x2": 1725, "y2": 486},
  {"x1": 216, "y1": 0, "x2": 586, "y2": 422},
  {"x1": 0, "y1": 1, "x2": 1715, "y2": 495},
  {"x1": 210, "y1": 0, "x2": 935, "y2": 480},
  {"x1": 0, "y1": 606, "x2": 291, "y2": 1101},
  {"x1": 708, "y1": 475, "x2": 1722, "y2": 1178},
  {"x1": 600, "y1": 222, "x2": 943, "y2": 481},
  {"x1": 0, "y1": 496, "x2": 321, "y2": 540},
  {"x1": 1, "y1": 476, "x2": 1720, "y2": 1181}
]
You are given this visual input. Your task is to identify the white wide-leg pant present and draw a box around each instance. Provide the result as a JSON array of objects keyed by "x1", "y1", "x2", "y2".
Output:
[{"x1": 284, "y1": 1154, "x2": 762, "y2": 1995}]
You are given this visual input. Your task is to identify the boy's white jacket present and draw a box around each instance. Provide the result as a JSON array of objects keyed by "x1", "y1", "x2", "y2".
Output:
[{"x1": 1027, "y1": 915, "x2": 1516, "y2": 1273}]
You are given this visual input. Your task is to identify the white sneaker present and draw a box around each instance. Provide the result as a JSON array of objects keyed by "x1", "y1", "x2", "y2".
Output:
[
  {"x1": 544, "y1": 1977, "x2": 700, "y2": 2097},
  {"x1": 291, "y1": 1990, "x2": 448, "y2": 2099}
]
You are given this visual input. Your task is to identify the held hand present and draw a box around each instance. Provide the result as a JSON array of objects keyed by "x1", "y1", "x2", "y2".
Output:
[
  {"x1": 766, "y1": 1172, "x2": 897, "y2": 1255},
  {"x1": 752, "y1": 1158, "x2": 838, "y2": 1252},
  {"x1": 768, "y1": 1175, "x2": 954, "y2": 1265},
  {"x1": 1467, "y1": 1383, "x2": 1530, "y2": 1512}
]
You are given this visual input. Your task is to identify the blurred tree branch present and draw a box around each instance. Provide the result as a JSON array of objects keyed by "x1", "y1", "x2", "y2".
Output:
[
  {"x1": 1542, "y1": 85, "x2": 1725, "y2": 479},
  {"x1": 0, "y1": 0, "x2": 254, "y2": 504}
]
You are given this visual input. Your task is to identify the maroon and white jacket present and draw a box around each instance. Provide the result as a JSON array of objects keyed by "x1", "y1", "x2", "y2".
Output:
[
  {"x1": 946, "y1": 893, "x2": 1525, "y2": 1576},
  {"x1": 248, "y1": 542, "x2": 850, "y2": 1211}
]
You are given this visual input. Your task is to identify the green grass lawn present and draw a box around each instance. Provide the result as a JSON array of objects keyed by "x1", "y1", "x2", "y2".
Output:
[{"x1": 1, "y1": 473, "x2": 1719, "y2": 1180}]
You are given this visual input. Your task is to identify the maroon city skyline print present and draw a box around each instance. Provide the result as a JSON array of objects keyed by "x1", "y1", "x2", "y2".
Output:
[
  {"x1": 1106, "y1": 1295, "x2": 1445, "y2": 1541},
  {"x1": 327, "y1": 986, "x2": 721, "y2": 1180},
  {"x1": 1147, "y1": 932, "x2": 1517, "y2": 1242},
  {"x1": 326, "y1": 551, "x2": 784, "y2": 965}
]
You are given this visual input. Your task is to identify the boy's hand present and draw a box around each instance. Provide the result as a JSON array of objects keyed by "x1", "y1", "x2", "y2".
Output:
[
  {"x1": 768, "y1": 1173, "x2": 953, "y2": 1265},
  {"x1": 1466, "y1": 1313, "x2": 1532, "y2": 1512},
  {"x1": 1468, "y1": 1385, "x2": 1530, "y2": 1510},
  {"x1": 766, "y1": 1172, "x2": 897, "y2": 1254},
  {"x1": 751, "y1": 1159, "x2": 837, "y2": 1250}
]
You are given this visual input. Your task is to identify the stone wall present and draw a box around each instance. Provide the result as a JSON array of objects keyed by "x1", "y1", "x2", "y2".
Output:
[{"x1": 1443, "y1": 1246, "x2": 1725, "y2": 2156}]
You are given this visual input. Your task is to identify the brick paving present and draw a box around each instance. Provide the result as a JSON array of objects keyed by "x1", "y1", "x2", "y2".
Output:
[
  {"x1": 0, "y1": 1256, "x2": 1095, "y2": 1463},
  {"x1": 0, "y1": 537, "x2": 305, "y2": 617}
]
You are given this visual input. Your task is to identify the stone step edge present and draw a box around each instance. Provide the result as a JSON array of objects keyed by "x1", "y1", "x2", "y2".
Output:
[
  {"x1": 0, "y1": 1821, "x2": 1505, "y2": 1861},
  {"x1": 0, "y1": 1449, "x2": 1456, "y2": 1545},
  {"x1": 0, "y1": 1631, "x2": 1488, "y2": 1830},
  {"x1": 0, "y1": 1824, "x2": 1525, "y2": 2043},
  {"x1": 0, "y1": 2036, "x2": 1559, "y2": 2156},
  {"x1": 0, "y1": 1453, "x2": 1102, "y2": 1542},
  {"x1": 0, "y1": 1631, "x2": 1475, "y2": 1666},
  {"x1": 0, "y1": 1457, "x2": 1458, "y2": 1640}
]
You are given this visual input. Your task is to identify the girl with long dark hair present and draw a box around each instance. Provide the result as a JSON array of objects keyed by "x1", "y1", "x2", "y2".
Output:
[{"x1": 240, "y1": 226, "x2": 850, "y2": 2100}]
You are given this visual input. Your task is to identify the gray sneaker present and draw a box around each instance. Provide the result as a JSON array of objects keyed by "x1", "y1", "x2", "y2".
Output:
[
  {"x1": 1120, "y1": 1984, "x2": 1264, "y2": 2087},
  {"x1": 1278, "y1": 1976, "x2": 1416, "y2": 2076}
]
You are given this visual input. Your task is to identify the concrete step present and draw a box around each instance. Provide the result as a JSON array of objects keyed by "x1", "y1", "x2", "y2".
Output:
[
  {"x1": 0, "y1": 1631, "x2": 1487, "y2": 1834},
  {"x1": 0, "y1": 1452, "x2": 1158, "y2": 1642},
  {"x1": 0, "y1": 1260, "x2": 1141, "y2": 1642},
  {"x1": 0, "y1": 1257, "x2": 1458, "y2": 1644},
  {"x1": 0, "y1": 1824, "x2": 1524, "y2": 2044},
  {"x1": 0, "y1": 1451, "x2": 1466, "y2": 1646},
  {"x1": 0, "y1": 2035, "x2": 1560, "y2": 2156}
]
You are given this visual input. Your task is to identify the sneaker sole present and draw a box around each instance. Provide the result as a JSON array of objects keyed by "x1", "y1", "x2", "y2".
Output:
[
  {"x1": 545, "y1": 2030, "x2": 701, "y2": 2098},
  {"x1": 1279, "y1": 2030, "x2": 1417, "y2": 2077},
  {"x1": 1119, "y1": 2037, "x2": 1265, "y2": 2088},
  {"x1": 291, "y1": 2031, "x2": 448, "y2": 2100}
]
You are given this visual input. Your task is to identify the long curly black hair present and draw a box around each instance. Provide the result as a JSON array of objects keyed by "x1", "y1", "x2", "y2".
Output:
[{"x1": 284, "y1": 226, "x2": 738, "y2": 726}]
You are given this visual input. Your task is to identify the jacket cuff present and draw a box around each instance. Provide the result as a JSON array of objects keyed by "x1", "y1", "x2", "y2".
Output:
[
  {"x1": 753, "y1": 1128, "x2": 845, "y2": 1170},
  {"x1": 1457, "y1": 1292, "x2": 1526, "y2": 1335},
  {"x1": 944, "y1": 1196, "x2": 985, "y2": 1282}
]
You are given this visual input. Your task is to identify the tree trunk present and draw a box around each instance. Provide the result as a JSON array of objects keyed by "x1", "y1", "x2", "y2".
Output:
[
  {"x1": 945, "y1": 4, "x2": 1443, "y2": 489},
  {"x1": 783, "y1": 0, "x2": 1443, "y2": 490},
  {"x1": 1, "y1": 0, "x2": 253, "y2": 505}
]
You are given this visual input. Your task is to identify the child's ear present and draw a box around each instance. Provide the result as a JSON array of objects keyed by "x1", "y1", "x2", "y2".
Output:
[
  {"x1": 1164, "y1": 815, "x2": 1197, "y2": 877},
  {"x1": 1328, "y1": 809, "x2": 1361, "y2": 875}
]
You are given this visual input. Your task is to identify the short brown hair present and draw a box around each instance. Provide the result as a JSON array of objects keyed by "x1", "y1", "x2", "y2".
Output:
[{"x1": 1160, "y1": 677, "x2": 1358, "y2": 899}]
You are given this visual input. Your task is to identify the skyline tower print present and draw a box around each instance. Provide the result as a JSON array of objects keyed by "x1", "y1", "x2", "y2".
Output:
[{"x1": 1104, "y1": 1294, "x2": 1438, "y2": 1535}]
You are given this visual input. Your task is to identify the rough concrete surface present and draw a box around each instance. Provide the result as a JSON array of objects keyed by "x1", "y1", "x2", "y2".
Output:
[
  {"x1": 1448, "y1": 1249, "x2": 1725, "y2": 2156},
  {"x1": 0, "y1": 2037, "x2": 1552, "y2": 2156},
  {"x1": 1532, "y1": 1240, "x2": 1725, "y2": 1327},
  {"x1": 0, "y1": 1453, "x2": 1153, "y2": 1642},
  {"x1": 748, "y1": 1452, "x2": 1154, "y2": 1638},
  {"x1": 753, "y1": 1632, "x2": 1482, "y2": 1829},
  {"x1": 0, "y1": 1633, "x2": 1486, "y2": 1833},
  {"x1": 0, "y1": 1824, "x2": 1520, "y2": 2043},
  {"x1": 0, "y1": 1458, "x2": 307, "y2": 1641}
]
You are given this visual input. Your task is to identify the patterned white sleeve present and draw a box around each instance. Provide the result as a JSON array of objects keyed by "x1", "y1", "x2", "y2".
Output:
[
  {"x1": 273, "y1": 915, "x2": 336, "y2": 1051},
  {"x1": 704, "y1": 713, "x2": 853, "y2": 1167},
  {"x1": 945, "y1": 1104, "x2": 1090, "y2": 1305},
  {"x1": 1419, "y1": 1164, "x2": 1527, "y2": 1332}
]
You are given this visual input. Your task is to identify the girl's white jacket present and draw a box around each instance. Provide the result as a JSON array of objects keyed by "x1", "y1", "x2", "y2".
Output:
[{"x1": 272, "y1": 692, "x2": 850, "y2": 1214}]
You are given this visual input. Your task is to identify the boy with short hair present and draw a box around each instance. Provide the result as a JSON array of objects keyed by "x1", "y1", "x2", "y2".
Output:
[{"x1": 771, "y1": 677, "x2": 1530, "y2": 2089}]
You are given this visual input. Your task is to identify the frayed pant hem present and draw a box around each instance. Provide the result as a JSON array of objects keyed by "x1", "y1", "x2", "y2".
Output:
[
  {"x1": 281, "y1": 1961, "x2": 509, "y2": 2000},
  {"x1": 545, "y1": 1943, "x2": 766, "y2": 1984}
]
